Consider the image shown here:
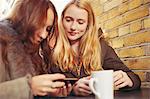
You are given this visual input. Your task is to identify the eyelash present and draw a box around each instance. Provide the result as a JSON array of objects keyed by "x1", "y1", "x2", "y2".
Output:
[
  {"x1": 46, "y1": 26, "x2": 52, "y2": 32},
  {"x1": 78, "y1": 22, "x2": 84, "y2": 24},
  {"x1": 66, "y1": 19, "x2": 84, "y2": 25},
  {"x1": 66, "y1": 19, "x2": 71, "y2": 22}
]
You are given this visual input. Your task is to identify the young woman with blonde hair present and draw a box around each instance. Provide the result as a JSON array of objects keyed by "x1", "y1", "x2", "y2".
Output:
[{"x1": 49, "y1": 0, "x2": 141, "y2": 96}]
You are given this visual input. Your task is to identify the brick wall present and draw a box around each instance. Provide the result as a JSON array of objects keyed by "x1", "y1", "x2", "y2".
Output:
[{"x1": 88, "y1": 0, "x2": 150, "y2": 87}]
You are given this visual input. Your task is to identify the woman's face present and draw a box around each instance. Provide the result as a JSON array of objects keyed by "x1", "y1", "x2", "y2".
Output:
[
  {"x1": 62, "y1": 4, "x2": 88, "y2": 43},
  {"x1": 31, "y1": 8, "x2": 54, "y2": 45}
]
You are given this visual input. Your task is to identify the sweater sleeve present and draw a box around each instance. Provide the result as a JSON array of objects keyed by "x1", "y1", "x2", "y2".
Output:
[
  {"x1": 0, "y1": 75, "x2": 33, "y2": 99},
  {"x1": 101, "y1": 40, "x2": 141, "y2": 90},
  {"x1": 0, "y1": 39, "x2": 33, "y2": 99},
  {"x1": 0, "y1": 21, "x2": 34, "y2": 99}
]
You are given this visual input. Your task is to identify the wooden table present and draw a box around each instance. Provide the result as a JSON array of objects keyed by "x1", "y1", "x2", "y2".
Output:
[{"x1": 35, "y1": 88, "x2": 150, "y2": 99}]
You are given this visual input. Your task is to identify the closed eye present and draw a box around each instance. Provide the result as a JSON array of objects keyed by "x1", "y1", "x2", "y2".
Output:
[
  {"x1": 46, "y1": 26, "x2": 52, "y2": 32},
  {"x1": 78, "y1": 19, "x2": 85, "y2": 25},
  {"x1": 65, "y1": 16, "x2": 73, "y2": 22}
]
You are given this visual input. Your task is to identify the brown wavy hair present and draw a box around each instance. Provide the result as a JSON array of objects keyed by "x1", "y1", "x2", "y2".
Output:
[{"x1": 6, "y1": 0, "x2": 58, "y2": 74}]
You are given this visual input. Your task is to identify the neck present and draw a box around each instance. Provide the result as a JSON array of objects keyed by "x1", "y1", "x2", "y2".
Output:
[{"x1": 71, "y1": 41, "x2": 79, "y2": 55}]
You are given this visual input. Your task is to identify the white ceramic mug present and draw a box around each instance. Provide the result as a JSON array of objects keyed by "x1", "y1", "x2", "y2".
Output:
[{"x1": 89, "y1": 70, "x2": 114, "y2": 99}]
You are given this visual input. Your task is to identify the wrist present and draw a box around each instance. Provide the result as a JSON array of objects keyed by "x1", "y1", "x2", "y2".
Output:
[{"x1": 26, "y1": 74, "x2": 35, "y2": 97}]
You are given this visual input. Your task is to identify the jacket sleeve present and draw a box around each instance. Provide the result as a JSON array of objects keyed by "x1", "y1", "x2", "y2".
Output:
[{"x1": 101, "y1": 40, "x2": 141, "y2": 91}]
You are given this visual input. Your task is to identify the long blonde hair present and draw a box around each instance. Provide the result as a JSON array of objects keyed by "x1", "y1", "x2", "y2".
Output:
[{"x1": 53, "y1": 0, "x2": 102, "y2": 75}]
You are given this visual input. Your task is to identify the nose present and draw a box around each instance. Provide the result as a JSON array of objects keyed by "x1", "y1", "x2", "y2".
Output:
[
  {"x1": 40, "y1": 31, "x2": 48, "y2": 40},
  {"x1": 70, "y1": 22, "x2": 77, "y2": 31}
]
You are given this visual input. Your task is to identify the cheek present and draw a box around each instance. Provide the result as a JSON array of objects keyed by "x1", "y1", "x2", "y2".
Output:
[
  {"x1": 80, "y1": 24, "x2": 88, "y2": 32},
  {"x1": 33, "y1": 32, "x2": 38, "y2": 40},
  {"x1": 44, "y1": 31, "x2": 49, "y2": 37},
  {"x1": 63, "y1": 21, "x2": 70, "y2": 30}
]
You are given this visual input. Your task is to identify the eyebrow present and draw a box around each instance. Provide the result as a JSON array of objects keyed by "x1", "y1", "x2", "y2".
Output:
[
  {"x1": 65, "y1": 16, "x2": 73, "y2": 19},
  {"x1": 65, "y1": 16, "x2": 86, "y2": 22}
]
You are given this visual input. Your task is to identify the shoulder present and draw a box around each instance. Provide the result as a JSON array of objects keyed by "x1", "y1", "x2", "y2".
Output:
[
  {"x1": 0, "y1": 20, "x2": 18, "y2": 41},
  {"x1": 99, "y1": 39, "x2": 117, "y2": 59},
  {"x1": 100, "y1": 39, "x2": 111, "y2": 51}
]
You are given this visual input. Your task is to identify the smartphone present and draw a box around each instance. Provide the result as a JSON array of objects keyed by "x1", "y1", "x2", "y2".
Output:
[
  {"x1": 64, "y1": 78, "x2": 79, "y2": 85},
  {"x1": 55, "y1": 78, "x2": 78, "y2": 85}
]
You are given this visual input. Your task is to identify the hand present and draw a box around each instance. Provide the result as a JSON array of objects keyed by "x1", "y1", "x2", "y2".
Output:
[
  {"x1": 113, "y1": 70, "x2": 133, "y2": 90},
  {"x1": 73, "y1": 76, "x2": 92, "y2": 96},
  {"x1": 30, "y1": 73, "x2": 65, "y2": 96},
  {"x1": 51, "y1": 83, "x2": 72, "y2": 97}
]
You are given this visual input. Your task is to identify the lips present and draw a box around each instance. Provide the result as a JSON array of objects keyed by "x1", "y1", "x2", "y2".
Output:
[{"x1": 68, "y1": 32, "x2": 79, "y2": 36}]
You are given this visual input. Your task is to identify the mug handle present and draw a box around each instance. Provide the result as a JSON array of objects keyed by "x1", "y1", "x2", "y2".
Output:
[{"x1": 89, "y1": 78, "x2": 101, "y2": 98}]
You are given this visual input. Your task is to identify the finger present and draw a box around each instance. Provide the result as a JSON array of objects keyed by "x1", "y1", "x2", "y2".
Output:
[
  {"x1": 114, "y1": 85, "x2": 119, "y2": 90},
  {"x1": 113, "y1": 71, "x2": 119, "y2": 77},
  {"x1": 114, "y1": 72, "x2": 123, "y2": 82},
  {"x1": 37, "y1": 91, "x2": 48, "y2": 96},
  {"x1": 66, "y1": 84, "x2": 72, "y2": 90},
  {"x1": 114, "y1": 78, "x2": 125, "y2": 86},
  {"x1": 67, "y1": 84, "x2": 72, "y2": 95},
  {"x1": 40, "y1": 87, "x2": 58, "y2": 93},
  {"x1": 52, "y1": 81, "x2": 65, "y2": 88},
  {"x1": 116, "y1": 81, "x2": 128, "y2": 89},
  {"x1": 41, "y1": 80, "x2": 64, "y2": 88},
  {"x1": 79, "y1": 83, "x2": 91, "y2": 92},
  {"x1": 78, "y1": 84, "x2": 92, "y2": 94},
  {"x1": 80, "y1": 92, "x2": 91, "y2": 96},
  {"x1": 48, "y1": 74, "x2": 66, "y2": 81},
  {"x1": 62, "y1": 86, "x2": 68, "y2": 96},
  {"x1": 33, "y1": 90, "x2": 48, "y2": 96},
  {"x1": 84, "y1": 76, "x2": 91, "y2": 80},
  {"x1": 83, "y1": 80, "x2": 90, "y2": 86},
  {"x1": 49, "y1": 89, "x2": 60, "y2": 96},
  {"x1": 113, "y1": 70, "x2": 123, "y2": 78},
  {"x1": 78, "y1": 79, "x2": 90, "y2": 86},
  {"x1": 79, "y1": 88, "x2": 92, "y2": 95}
]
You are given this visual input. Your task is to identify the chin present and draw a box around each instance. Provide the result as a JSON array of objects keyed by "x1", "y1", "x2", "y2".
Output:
[
  {"x1": 68, "y1": 38, "x2": 77, "y2": 41},
  {"x1": 68, "y1": 36, "x2": 78, "y2": 41}
]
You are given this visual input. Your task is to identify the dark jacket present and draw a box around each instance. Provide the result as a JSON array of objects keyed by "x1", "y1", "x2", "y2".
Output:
[
  {"x1": 0, "y1": 20, "x2": 36, "y2": 99},
  {"x1": 49, "y1": 39, "x2": 141, "y2": 91}
]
